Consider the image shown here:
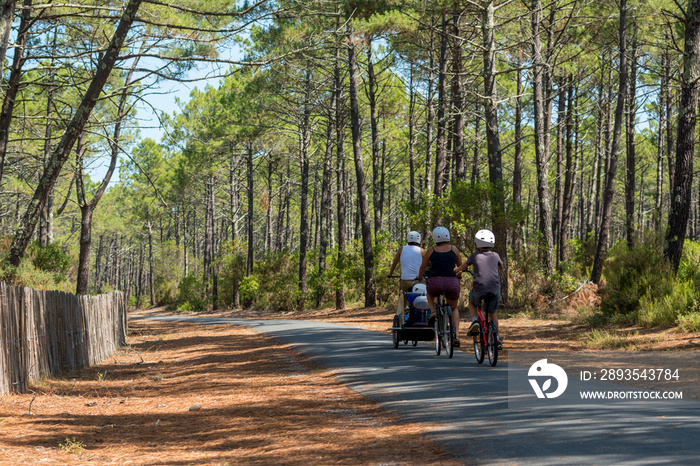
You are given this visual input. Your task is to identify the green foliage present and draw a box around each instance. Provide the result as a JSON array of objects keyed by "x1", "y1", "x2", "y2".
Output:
[
  {"x1": 567, "y1": 233, "x2": 597, "y2": 278},
  {"x1": 638, "y1": 279, "x2": 698, "y2": 327},
  {"x1": 600, "y1": 238, "x2": 700, "y2": 329},
  {"x1": 249, "y1": 252, "x2": 302, "y2": 311},
  {"x1": 0, "y1": 236, "x2": 72, "y2": 292},
  {"x1": 403, "y1": 181, "x2": 527, "y2": 254},
  {"x1": 678, "y1": 240, "x2": 700, "y2": 294},
  {"x1": 28, "y1": 241, "x2": 71, "y2": 280},
  {"x1": 583, "y1": 329, "x2": 638, "y2": 350},
  {"x1": 155, "y1": 277, "x2": 179, "y2": 306},
  {"x1": 239, "y1": 275, "x2": 260, "y2": 302},
  {"x1": 678, "y1": 312, "x2": 700, "y2": 332},
  {"x1": 177, "y1": 275, "x2": 205, "y2": 312},
  {"x1": 600, "y1": 239, "x2": 672, "y2": 317},
  {"x1": 59, "y1": 437, "x2": 85, "y2": 454},
  {"x1": 217, "y1": 239, "x2": 247, "y2": 307}
]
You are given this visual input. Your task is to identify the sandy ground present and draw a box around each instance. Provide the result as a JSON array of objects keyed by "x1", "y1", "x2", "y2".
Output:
[{"x1": 0, "y1": 317, "x2": 460, "y2": 465}]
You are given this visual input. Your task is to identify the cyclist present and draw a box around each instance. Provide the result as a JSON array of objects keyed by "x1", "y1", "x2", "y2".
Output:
[
  {"x1": 455, "y1": 229, "x2": 504, "y2": 349},
  {"x1": 388, "y1": 231, "x2": 424, "y2": 319},
  {"x1": 417, "y1": 226, "x2": 463, "y2": 346}
]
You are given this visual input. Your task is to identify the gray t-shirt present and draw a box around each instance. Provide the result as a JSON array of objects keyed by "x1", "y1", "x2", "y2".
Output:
[{"x1": 466, "y1": 250, "x2": 503, "y2": 293}]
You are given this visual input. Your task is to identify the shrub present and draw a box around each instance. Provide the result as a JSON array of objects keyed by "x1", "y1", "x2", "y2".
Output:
[
  {"x1": 600, "y1": 239, "x2": 672, "y2": 317},
  {"x1": 216, "y1": 240, "x2": 247, "y2": 307},
  {"x1": 178, "y1": 275, "x2": 205, "y2": 311},
  {"x1": 638, "y1": 280, "x2": 698, "y2": 327},
  {"x1": 678, "y1": 312, "x2": 700, "y2": 332},
  {"x1": 155, "y1": 278, "x2": 178, "y2": 306},
  {"x1": 239, "y1": 275, "x2": 259, "y2": 302},
  {"x1": 28, "y1": 241, "x2": 71, "y2": 279}
]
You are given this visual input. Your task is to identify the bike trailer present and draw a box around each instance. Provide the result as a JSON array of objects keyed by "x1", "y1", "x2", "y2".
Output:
[{"x1": 405, "y1": 292, "x2": 430, "y2": 326}]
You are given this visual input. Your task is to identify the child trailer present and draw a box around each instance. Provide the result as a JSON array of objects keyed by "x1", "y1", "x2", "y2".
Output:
[{"x1": 391, "y1": 283, "x2": 435, "y2": 348}]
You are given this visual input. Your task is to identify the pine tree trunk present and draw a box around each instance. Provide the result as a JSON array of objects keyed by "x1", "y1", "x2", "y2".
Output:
[
  {"x1": 335, "y1": 34, "x2": 347, "y2": 310},
  {"x1": 0, "y1": 0, "x2": 15, "y2": 77},
  {"x1": 560, "y1": 76, "x2": 576, "y2": 265},
  {"x1": 664, "y1": 0, "x2": 700, "y2": 273},
  {"x1": 367, "y1": 40, "x2": 382, "y2": 235},
  {"x1": 554, "y1": 78, "x2": 566, "y2": 271},
  {"x1": 425, "y1": 24, "x2": 435, "y2": 195},
  {"x1": 483, "y1": 1, "x2": 508, "y2": 301},
  {"x1": 298, "y1": 67, "x2": 313, "y2": 311},
  {"x1": 591, "y1": 0, "x2": 629, "y2": 284},
  {"x1": 408, "y1": 64, "x2": 417, "y2": 202},
  {"x1": 0, "y1": 0, "x2": 31, "y2": 186},
  {"x1": 452, "y1": 7, "x2": 466, "y2": 183},
  {"x1": 347, "y1": 28, "x2": 376, "y2": 307},
  {"x1": 531, "y1": 0, "x2": 555, "y2": 276},
  {"x1": 625, "y1": 31, "x2": 638, "y2": 248},
  {"x1": 513, "y1": 54, "x2": 523, "y2": 255},
  {"x1": 656, "y1": 70, "x2": 666, "y2": 231},
  {"x1": 434, "y1": 13, "x2": 449, "y2": 197}
]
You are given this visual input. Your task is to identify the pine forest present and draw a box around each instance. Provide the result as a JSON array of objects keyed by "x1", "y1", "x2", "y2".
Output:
[{"x1": 3, "y1": 0, "x2": 700, "y2": 330}]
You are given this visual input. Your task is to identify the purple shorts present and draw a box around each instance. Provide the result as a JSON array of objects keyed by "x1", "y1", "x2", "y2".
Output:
[{"x1": 426, "y1": 276, "x2": 460, "y2": 300}]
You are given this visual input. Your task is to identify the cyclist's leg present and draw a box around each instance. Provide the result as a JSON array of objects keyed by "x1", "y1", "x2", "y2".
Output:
[
  {"x1": 483, "y1": 291, "x2": 501, "y2": 328},
  {"x1": 484, "y1": 291, "x2": 502, "y2": 348},
  {"x1": 425, "y1": 278, "x2": 440, "y2": 323},
  {"x1": 397, "y1": 279, "x2": 415, "y2": 317},
  {"x1": 441, "y1": 276, "x2": 460, "y2": 333},
  {"x1": 467, "y1": 290, "x2": 481, "y2": 333}
]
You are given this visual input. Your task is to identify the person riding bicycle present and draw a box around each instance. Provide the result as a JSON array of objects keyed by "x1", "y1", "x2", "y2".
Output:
[
  {"x1": 388, "y1": 231, "x2": 424, "y2": 318},
  {"x1": 455, "y1": 229, "x2": 504, "y2": 349},
  {"x1": 417, "y1": 226, "x2": 463, "y2": 346}
]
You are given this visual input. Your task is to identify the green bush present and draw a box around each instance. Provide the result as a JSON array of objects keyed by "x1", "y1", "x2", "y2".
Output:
[
  {"x1": 155, "y1": 278, "x2": 178, "y2": 305},
  {"x1": 638, "y1": 279, "x2": 698, "y2": 327},
  {"x1": 239, "y1": 275, "x2": 259, "y2": 302},
  {"x1": 678, "y1": 312, "x2": 700, "y2": 332},
  {"x1": 600, "y1": 237, "x2": 700, "y2": 329},
  {"x1": 216, "y1": 239, "x2": 247, "y2": 307},
  {"x1": 0, "y1": 237, "x2": 72, "y2": 292},
  {"x1": 178, "y1": 275, "x2": 205, "y2": 311},
  {"x1": 600, "y1": 239, "x2": 672, "y2": 317},
  {"x1": 678, "y1": 240, "x2": 700, "y2": 295},
  {"x1": 27, "y1": 241, "x2": 71, "y2": 282}
]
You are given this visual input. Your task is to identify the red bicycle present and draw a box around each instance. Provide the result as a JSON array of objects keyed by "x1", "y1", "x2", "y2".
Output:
[
  {"x1": 472, "y1": 298, "x2": 498, "y2": 366},
  {"x1": 463, "y1": 270, "x2": 498, "y2": 367}
]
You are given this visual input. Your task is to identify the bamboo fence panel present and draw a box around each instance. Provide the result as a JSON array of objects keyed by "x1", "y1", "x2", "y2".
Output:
[{"x1": 0, "y1": 282, "x2": 127, "y2": 394}]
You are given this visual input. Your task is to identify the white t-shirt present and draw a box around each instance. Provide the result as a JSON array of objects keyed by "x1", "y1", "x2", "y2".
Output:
[{"x1": 400, "y1": 245, "x2": 422, "y2": 280}]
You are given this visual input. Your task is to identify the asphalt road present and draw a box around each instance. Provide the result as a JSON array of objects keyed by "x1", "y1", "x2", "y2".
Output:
[{"x1": 132, "y1": 315, "x2": 700, "y2": 465}]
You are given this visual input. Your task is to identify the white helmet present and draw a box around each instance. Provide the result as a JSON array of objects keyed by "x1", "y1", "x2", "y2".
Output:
[
  {"x1": 406, "y1": 231, "x2": 421, "y2": 244},
  {"x1": 475, "y1": 229, "x2": 495, "y2": 248},
  {"x1": 412, "y1": 283, "x2": 426, "y2": 294},
  {"x1": 432, "y1": 226, "x2": 450, "y2": 243}
]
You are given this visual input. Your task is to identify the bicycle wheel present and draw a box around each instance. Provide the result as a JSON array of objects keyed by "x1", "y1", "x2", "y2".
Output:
[
  {"x1": 444, "y1": 307, "x2": 454, "y2": 358},
  {"x1": 487, "y1": 322, "x2": 498, "y2": 366},
  {"x1": 434, "y1": 312, "x2": 442, "y2": 355},
  {"x1": 473, "y1": 330, "x2": 485, "y2": 364},
  {"x1": 392, "y1": 315, "x2": 400, "y2": 349}
]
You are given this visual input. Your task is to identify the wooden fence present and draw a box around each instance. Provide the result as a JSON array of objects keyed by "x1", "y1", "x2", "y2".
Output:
[{"x1": 0, "y1": 282, "x2": 127, "y2": 394}]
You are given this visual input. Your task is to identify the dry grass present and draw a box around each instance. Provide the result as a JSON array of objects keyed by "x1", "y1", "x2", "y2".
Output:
[{"x1": 0, "y1": 320, "x2": 460, "y2": 465}]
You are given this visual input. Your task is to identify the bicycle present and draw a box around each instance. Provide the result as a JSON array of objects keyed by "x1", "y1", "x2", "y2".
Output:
[
  {"x1": 433, "y1": 291, "x2": 454, "y2": 358},
  {"x1": 462, "y1": 270, "x2": 498, "y2": 366},
  {"x1": 471, "y1": 294, "x2": 498, "y2": 366}
]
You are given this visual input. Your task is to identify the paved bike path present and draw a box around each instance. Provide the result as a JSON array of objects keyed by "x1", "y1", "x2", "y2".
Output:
[{"x1": 132, "y1": 316, "x2": 700, "y2": 465}]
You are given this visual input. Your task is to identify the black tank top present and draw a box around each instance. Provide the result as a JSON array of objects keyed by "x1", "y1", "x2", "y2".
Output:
[{"x1": 429, "y1": 249, "x2": 457, "y2": 277}]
